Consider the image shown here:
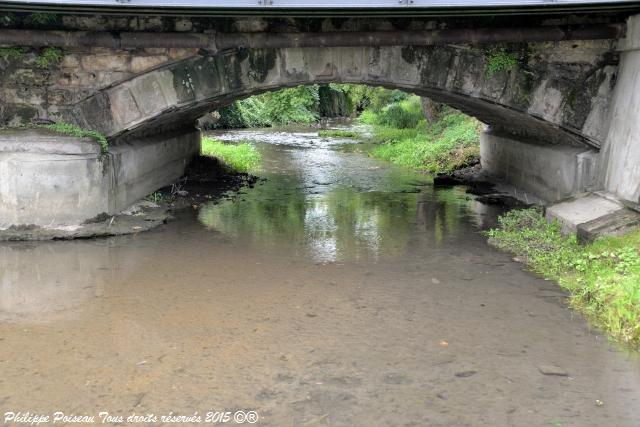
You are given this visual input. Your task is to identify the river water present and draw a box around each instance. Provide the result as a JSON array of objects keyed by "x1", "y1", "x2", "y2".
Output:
[{"x1": 0, "y1": 125, "x2": 639, "y2": 426}]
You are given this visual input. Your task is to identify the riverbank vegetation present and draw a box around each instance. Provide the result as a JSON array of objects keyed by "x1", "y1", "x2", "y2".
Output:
[
  {"x1": 361, "y1": 95, "x2": 481, "y2": 174},
  {"x1": 487, "y1": 208, "x2": 640, "y2": 350},
  {"x1": 206, "y1": 84, "x2": 481, "y2": 175},
  {"x1": 201, "y1": 137, "x2": 260, "y2": 173}
]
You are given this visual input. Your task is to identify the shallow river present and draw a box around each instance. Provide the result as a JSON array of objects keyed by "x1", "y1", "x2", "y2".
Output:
[{"x1": 1, "y1": 125, "x2": 639, "y2": 426}]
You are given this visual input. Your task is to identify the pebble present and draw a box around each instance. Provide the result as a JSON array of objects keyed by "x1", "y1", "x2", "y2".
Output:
[
  {"x1": 455, "y1": 370, "x2": 477, "y2": 378},
  {"x1": 537, "y1": 365, "x2": 568, "y2": 376}
]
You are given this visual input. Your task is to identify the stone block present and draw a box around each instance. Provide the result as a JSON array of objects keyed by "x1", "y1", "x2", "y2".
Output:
[
  {"x1": 174, "y1": 19, "x2": 193, "y2": 32},
  {"x1": 81, "y1": 55, "x2": 130, "y2": 72},
  {"x1": 545, "y1": 193, "x2": 623, "y2": 235},
  {"x1": 577, "y1": 207, "x2": 640, "y2": 243},
  {"x1": 131, "y1": 55, "x2": 170, "y2": 74},
  {"x1": 168, "y1": 48, "x2": 198, "y2": 60}
]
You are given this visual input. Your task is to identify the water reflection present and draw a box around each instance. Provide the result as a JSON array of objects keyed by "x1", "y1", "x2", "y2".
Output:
[
  {"x1": 0, "y1": 242, "x2": 109, "y2": 321},
  {"x1": 200, "y1": 126, "x2": 506, "y2": 262}
]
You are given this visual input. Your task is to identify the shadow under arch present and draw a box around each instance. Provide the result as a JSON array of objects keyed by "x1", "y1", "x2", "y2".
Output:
[{"x1": 69, "y1": 45, "x2": 612, "y2": 148}]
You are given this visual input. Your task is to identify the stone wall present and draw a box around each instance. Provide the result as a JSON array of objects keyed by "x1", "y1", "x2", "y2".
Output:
[{"x1": 0, "y1": 46, "x2": 197, "y2": 125}]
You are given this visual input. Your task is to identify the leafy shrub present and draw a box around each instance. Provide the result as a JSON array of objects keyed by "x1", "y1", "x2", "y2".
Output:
[
  {"x1": 214, "y1": 86, "x2": 319, "y2": 128},
  {"x1": 0, "y1": 13, "x2": 16, "y2": 27}
]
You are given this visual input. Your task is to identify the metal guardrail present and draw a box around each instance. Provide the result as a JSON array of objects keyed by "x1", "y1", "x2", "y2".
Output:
[
  {"x1": 2, "y1": 0, "x2": 640, "y2": 8},
  {"x1": 1, "y1": 0, "x2": 639, "y2": 17}
]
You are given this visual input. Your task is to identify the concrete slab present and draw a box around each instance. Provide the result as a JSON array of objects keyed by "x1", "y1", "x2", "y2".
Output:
[
  {"x1": 480, "y1": 130, "x2": 599, "y2": 204},
  {"x1": 0, "y1": 129, "x2": 100, "y2": 155},
  {"x1": 545, "y1": 194, "x2": 623, "y2": 235}
]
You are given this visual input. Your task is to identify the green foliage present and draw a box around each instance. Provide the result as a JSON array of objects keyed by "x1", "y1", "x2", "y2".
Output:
[
  {"x1": 35, "y1": 47, "x2": 63, "y2": 69},
  {"x1": 364, "y1": 97, "x2": 481, "y2": 174},
  {"x1": 212, "y1": 85, "x2": 412, "y2": 129},
  {"x1": 363, "y1": 87, "x2": 410, "y2": 112},
  {"x1": 262, "y1": 85, "x2": 320, "y2": 125},
  {"x1": 214, "y1": 86, "x2": 320, "y2": 128},
  {"x1": 0, "y1": 13, "x2": 16, "y2": 27},
  {"x1": 43, "y1": 122, "x2": 109, "y2": 154},
  {"x1": 375, "y1": 96, "x2": 425, "y2": 129},
  {"x1": 201, "y1": 137, "x2": 261, "y2": 172},
  {"x1": 318, "y1": 129, "x2": 359, "y2": 138},
  {"x1": 0, "y1": 47, "x2": 24, "y2": 61},
  {"x1": 485, "y1": 49, "x2": 518, "y2": 78},
  {"x1": 28, "y1": 12, "x2": 59, "y2": 27},
  {"x1": 145, "y1": 192, "x2": 166, "y2": 204},
  {"x1": 487, "y1": 208, "x2": 640, "y2": 349},
  {"x1": 358, "y1": 109, "x2": 378, "y2": 125},
  {"x1": 327, "y1": 83, "x2": 374, "y2": 114},
  {"x1": 215, "y1": 97, "x2": 272, "y2": 129}
]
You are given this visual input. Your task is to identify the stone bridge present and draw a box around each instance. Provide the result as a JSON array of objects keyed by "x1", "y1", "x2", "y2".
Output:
[
  {"x1": 1, "y1": 8, "x2": 639, "y2": 230},
  {"x1": 72, "y1": 43, "x2": 614, "y2": 149}
]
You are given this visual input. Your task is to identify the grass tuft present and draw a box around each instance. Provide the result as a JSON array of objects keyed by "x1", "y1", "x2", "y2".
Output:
[
  {"x1": 201, "y1": 137, "x2": 261, "y2": 173},
  {"x1": 43, "y1": 122, "x2": 109, "y2": 154},
  {"x1": 318, "y1": 129, "x2": 359, "y2": 138},
  {"x1": 487, "y1": 208, "x2": 640, "y2": 350},
  {"x1": 0, "y1": 47, "x2": 25, "y2": 61}
]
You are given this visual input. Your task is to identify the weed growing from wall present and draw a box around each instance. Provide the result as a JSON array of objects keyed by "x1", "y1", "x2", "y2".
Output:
[
  {"x1": 35, "y1": 47, "x2": 63, "y2": 69},
  {"x1": 0, "y1": 47, "x2": 24, "y2": 61},
  {"x1": 28, "y1": 12, "x2": 60, "y2": 27},
  {"x1": 43, "y1": 122, "x2": 109, "y2": 154},
  {"x1": 0, "y1": 12, "x2": 16, "y2": 27},
  {"x1": 485, "y1": 49, "x2": 518, "y2": 78}
]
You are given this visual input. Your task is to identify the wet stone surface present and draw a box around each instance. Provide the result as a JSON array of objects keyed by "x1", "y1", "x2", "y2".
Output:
[{"x1": 0, "y1": 125, "x2": 639, "y2": 426}]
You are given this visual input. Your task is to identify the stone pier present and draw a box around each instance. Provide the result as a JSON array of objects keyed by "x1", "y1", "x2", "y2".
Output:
[{"x1": 0, "y1": 128, "x2": 200, "y2": 227}]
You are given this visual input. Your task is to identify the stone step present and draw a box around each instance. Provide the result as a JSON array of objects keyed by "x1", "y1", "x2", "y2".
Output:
[
  {"x1": 577, "y1": 208, "x2": 640, "y2": 244},
  {"x1": 545, "y1": 193, "x2": 640, "y2": 243}
]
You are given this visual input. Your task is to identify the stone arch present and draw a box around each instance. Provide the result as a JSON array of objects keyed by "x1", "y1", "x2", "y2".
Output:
[{"x1": 68, "y1": 45, "x2": 615, "y2": 148}]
